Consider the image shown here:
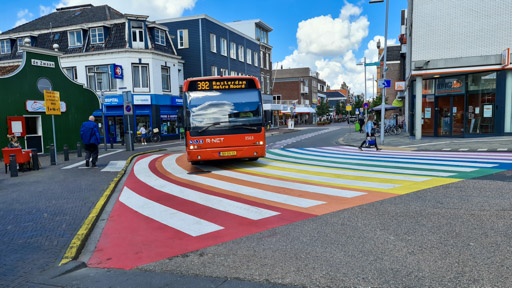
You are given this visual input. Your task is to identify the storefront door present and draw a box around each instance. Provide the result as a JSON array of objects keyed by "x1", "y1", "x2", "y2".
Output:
[
  {"x1": 106, "y1": 116, "x2": 125, "y2": 143},
  {"x1": 435, "y1": 95, "x2": 464, "y2": 137}
]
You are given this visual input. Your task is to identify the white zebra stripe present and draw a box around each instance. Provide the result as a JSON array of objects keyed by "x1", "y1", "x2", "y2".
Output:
[
  {"x1": 119, "y1": 187, "x2": 223, "y2": 236},
  {"x1": 255, "y1": 159, "x2": 430, "y2": 182},
  {"x1": 299, "y1": 148, "x2": 497, "y2": 168},
  {"x1": 265, "y1": 151, "x2": 456, "y2": 177},
  {"x1": 282, "y1": 149, "x2": 479, "y2": 172},
  {"x1": 201, "y1": 164, "x2": 366, "y2": 198},
  {"x1": 134, "y1": 155, "x2": 279, "y2": 220},
  {"x1": 162, "y1": 155, "x2": 325, "y2": 208}
]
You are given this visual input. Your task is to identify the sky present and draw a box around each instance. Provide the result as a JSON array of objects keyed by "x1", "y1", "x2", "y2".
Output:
[{"x1": 0, "y1": 0, "x2": 407, "y2": 98}]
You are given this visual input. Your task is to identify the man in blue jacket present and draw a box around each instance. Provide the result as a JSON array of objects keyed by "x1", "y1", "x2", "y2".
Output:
[{"x1": 80, "y1": 116, "x2": 101, "y2": 167}]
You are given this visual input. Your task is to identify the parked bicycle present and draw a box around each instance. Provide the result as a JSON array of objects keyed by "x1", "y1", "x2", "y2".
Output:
[{"x1": 133, "y1": 128, "x2": 161, "y2": 143}]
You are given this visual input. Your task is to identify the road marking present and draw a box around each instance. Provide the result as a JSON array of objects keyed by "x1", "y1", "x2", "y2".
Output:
[
  {"x1": 477, "y1": 149, "x2": 488, "y2": 151},
  {"x1": 134, "y1": 155, "x2": 280, "y2": 220},
  {"x1": 119, "y1": 187, "x2": 223, "y2": 236},
  {"x1": 101, "y1": 161, "x2": 126, "y2": 172},
  {"x1": 162, "y1": 154, "x2": 325, "y2": 208},
  {"x1": 61, "y1": 149, "x2": 123, "y2": 169},
  {"x1": 497, "y1": 148, "x2": 508, "y2": 151},
  {"x1": 442, "y1": 148, "x2": 451, "y2": 151}
]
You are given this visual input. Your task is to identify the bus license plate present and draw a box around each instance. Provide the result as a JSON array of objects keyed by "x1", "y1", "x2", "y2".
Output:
[{"x1": 220, "y1": 151, "x2": 237, "y2": 156}]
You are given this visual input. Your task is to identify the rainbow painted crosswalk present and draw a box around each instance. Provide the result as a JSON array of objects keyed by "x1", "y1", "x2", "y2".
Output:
[{"x1": 87, "y1": 147, "x2": 512, "y2": 269}]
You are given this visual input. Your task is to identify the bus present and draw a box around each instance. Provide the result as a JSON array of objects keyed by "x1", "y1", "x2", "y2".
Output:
[{"x1": 180, "y1": 76, "x2": 266, "y2": 164}]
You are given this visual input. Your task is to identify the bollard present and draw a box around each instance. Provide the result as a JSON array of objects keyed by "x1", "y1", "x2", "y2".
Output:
[
  {"x1": 121, "y1": 136, "x2": 125, "y2": 146},
  {"x1": 50, "y1": 144, "x2": 56, "y2": 165},
  {"x1": 64, "y1": 144, "x2": 69, "y2": 161},
  {"x1": 31, "y1": 149, "x2": 39, "y2": 170},
  {"x1": 77, "y1": 142, "x2": 82, "y2": 157},
  {"x1": 110, "y1": 137, "x2": 114, "y2": 149},
  {"x1": 9, "y1": 154, "x2": 18, "y2": 177}
]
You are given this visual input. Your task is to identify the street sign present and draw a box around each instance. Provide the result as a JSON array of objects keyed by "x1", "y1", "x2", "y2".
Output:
[
  {"x1": 363, "y1": 102, "x2": 369, "y2": 109},
  {"x1": 378, "y1": 79, "x2": 391, "y2": 88},
  {"x1": 365, "y1": 62, "x2": 381, "y2": 66},
  {"x1": 44, "y1": 90, "x2": 61, "y2": 115},
  {"x1": 124, "y1": 103, "x2": 133, "y2": 115},
  {"x1": 355, "y1": 108, "x2": 360, "y2": 115},
  {"x1": 346, "y1": 104, "x2": 352, "y2": 111}
]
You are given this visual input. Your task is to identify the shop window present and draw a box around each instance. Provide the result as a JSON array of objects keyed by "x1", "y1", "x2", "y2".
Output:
[
  {"x1": 136, "y1": 115, "x2": 150, "y2": 133},
  {"x1": 160, "y1": 114, "x2": 177, "y2": 135},
  {"x1": 87, "y1": 65, "x2": 117, "y2": 91},
  {"x1": 467, "y1": 72, "x2": 496, "y2": 134}
]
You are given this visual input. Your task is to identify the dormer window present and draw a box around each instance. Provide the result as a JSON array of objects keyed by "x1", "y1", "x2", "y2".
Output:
[
  {"x1": 68, "y1": 30, "x2": 83, "y2": 47},
  {"x1": 17, "y1": 38, "x2": 24, "y2": 53},
  {"x1": 90, "y1": 27, "x2": 104, "y2": 44},
  {"x1": 155, "y1": 29, "x2": 165, "y2": 46},
  {"x1": 0, "y1": 40, "x2": 11, "y2": 54}
]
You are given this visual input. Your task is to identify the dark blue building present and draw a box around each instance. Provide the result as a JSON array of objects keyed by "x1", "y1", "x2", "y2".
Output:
[{"x1": 157, "y1": 15, "x2": 261, "y2": 80}]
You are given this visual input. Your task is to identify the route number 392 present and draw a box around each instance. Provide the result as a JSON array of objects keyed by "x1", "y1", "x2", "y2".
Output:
[{"x1": 197, "y1": 81, "x2": 210, "y2": 90}]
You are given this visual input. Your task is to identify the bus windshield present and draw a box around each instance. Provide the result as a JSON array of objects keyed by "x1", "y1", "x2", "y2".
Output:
[{"x1": 186, "y1": 89, "x2": 262, "y2": 132}]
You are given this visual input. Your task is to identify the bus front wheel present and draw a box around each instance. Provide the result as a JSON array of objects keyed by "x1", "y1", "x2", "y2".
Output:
[{"x1": 248, "y1": 157, "x2": 259, "y2": 161}]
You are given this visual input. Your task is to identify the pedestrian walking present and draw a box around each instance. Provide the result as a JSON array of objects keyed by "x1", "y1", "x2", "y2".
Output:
[
  {"x1": 80, "y1": 116, "x2": 101, "y2": 167},
  {"x1": 139, "y1": 125, "x2": 147, "y2": 145},
  {"x1": 358, "y1": 116, "x2": 365, "y2": 133},
  {"x1": 359, "y1": 114, "x2": 381, "y2": 151}
]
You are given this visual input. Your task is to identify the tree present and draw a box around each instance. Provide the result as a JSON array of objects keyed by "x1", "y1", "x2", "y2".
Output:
[
  {"x1": 335, "y1": 101, "x2": 342, "y2": 116},
  {"x1": 316, "y1": 98, "x2": 330, "y2": 118},
  {"x1": 340, "y1": 82, "x2": 349, "y2": 90}
]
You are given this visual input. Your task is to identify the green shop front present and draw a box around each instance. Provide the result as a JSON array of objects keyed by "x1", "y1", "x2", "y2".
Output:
[
  {"x1": 93, "y1": 94, "x2": 182, "y2": 143},
  {"x1": 0, "y1": 47, "x2": 99, "y2": 159}
]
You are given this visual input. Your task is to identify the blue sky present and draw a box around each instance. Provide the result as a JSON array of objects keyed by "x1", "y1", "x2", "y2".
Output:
[{"x1": 0, "y1": 0, "x2": 407, "y2": 96}]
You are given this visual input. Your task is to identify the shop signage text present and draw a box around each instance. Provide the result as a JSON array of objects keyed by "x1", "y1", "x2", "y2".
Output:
[
  {"x1": 436, "y1": 76, "x2": 465, "y2": 95},
  {"x1": 104, "y1": 95, "x2": 123, "y2": 105},
  {"x1": 31, "y1": 59, "x2": 55, "y2": 68},
  {"x1": 112, "y1": 64, "x2": 123, "y2": 79},
  {"x1": 133, "y1": 95, "x2": 151, "y2": 105}
]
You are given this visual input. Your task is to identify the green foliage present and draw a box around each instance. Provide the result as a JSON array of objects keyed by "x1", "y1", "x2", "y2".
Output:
[
  {"x1": 316, "y1": 98, "x2": 330, "y2": 117},
  {"x1": 335, "y1": 101, "x2": 342, "y2": 116}
]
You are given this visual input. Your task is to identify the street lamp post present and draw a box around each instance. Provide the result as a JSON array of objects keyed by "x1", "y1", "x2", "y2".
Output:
[
  {"x1": 370, "y1": 0, "x2": 389, "y2": 144},
  {"x1": 357, "y1": 57, "x2": 368, "y2": 122}
]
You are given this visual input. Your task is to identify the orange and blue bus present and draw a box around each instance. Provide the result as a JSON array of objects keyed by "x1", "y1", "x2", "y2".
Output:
[{"x1": 180, "y1": 76, "x2": 266, "y2": 164}]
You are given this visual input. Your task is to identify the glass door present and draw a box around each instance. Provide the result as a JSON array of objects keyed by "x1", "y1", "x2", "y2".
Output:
[
  {"x1": 437, "y1": 96, "x2": 451, "y2": 136},
  {"x1": 452, "y1": 95, "x2": 465, "y2": 136},
  {"x1": 421, "y1": 96, "x2": 435, "y2": 136}
]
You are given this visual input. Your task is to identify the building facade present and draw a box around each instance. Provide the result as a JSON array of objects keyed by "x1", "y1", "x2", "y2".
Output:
[
  {"x1": 0, "y1": 4, "x2": 185, "y2": 143},
  {"x1": 157, "y1": 15, "x2": 260, "y2": 80},
  {"x1": 406, "y1": 0, "x2": 512, "y2": 138},
  {"x1": 272, "y1": 67, "x2": 327, "y2": 125}
]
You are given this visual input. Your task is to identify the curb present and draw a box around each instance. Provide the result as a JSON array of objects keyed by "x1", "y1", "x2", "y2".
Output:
[{"x1": 59, "y1": 149, "x2": 166, "y2": 266}]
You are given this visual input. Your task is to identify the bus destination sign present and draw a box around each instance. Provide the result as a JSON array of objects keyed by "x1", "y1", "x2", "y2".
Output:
[{"x1": 189, "y1": 78, "x2": 257, "y2": 91}]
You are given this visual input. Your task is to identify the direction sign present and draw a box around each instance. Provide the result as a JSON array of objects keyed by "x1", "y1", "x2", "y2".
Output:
[
  {"x1": 378, "y1": 79, "x2": 391, "y2": 88},
  {"x1": 363, "y1": 102, "x2": 369, "y2": 109},
  {"x1": 365, "y1": 62, "x2": 381, "y2": 66},
  {"x1": 44, "y1": 90, "x2": 61, "y2": 115}
]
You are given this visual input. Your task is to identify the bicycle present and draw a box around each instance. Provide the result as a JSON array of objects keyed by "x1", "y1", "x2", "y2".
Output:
[{"x1": 147, "y1": 128, "x2": 161, "y2": 143}]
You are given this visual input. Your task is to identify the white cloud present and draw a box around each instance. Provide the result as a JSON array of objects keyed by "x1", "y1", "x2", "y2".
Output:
[
  {"x1": 17, "y1": 9, "x2": 33, "y2": 18},
  {"x1": 57, "y1": 0, "x2": 197, "y2": 20},
  {"x1": 278, "y1": 2, "x2": 398, "y2": 99},
  {"x1": 15, "y1": 19, "x2": 29, "y2": 28},
  {"x1": 40, "y1": 5, "x2": 53, "y2": 16}
]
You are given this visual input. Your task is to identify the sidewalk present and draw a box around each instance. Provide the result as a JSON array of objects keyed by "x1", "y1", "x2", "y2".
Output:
[{"x1": 340, "y1": 130, "x2": 512, "y2": 152}]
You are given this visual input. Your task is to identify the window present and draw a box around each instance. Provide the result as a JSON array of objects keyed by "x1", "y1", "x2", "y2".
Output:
[
  {"x1": 254, "y1": 51, "x2": 258, "y2": 67},
  {"x1": 132, "y1": 64, "x2": 149, "y2": 92},
  {"x1": 220, "y1": 68, "x2": 228, "y2": 76},
  {"x1": 210, "y1": 33, "x2": 216, "y2": 53},
  {"x1": 68, "y1": 30, "x2": 83, "y2": 47},
  {"x1": 87, "y1": 65, "x2": 117, "y2": 91},
  {"x1": 260, "y1": 74, "x2": 265, "y2": 93},
  {"x1": 230, "y1": 42, "x2": 236, "y2": 59},
  {"x1": 220, "y1": 38, "x2": 227, "y2": 56},
  {"x1": 161, "y1": 66, "x2": 171, "y2": 91},
  {"x1": 17, "y1": 38, "x2": 24, "y2": 52},
  {"x1": 247, "y1": 48, "x2": 252, "y2": 64},
  {"x1": 160, "y1": 114, "x2": 177, "y2": 135},
  {"x1": 64, "y1": 67, "x2": 77, "y2": 81},
  {"x1": 177, "y1": 29, "x2": 188, "y2": 49},
  {"x1": 211, "y1": 66, "x2": 218, "y2": 76},
  {"x1": 90, "y1": 27, "x2": 104, "y2": 44},
  {"x1": 131, "y1": 22, "x2": 145, "y2": 49},
  {"x1": 260, "y1": 51, "x2": 264, "y2": 69},
  {"x1": 256, "y1": 26, "x2": 268, "y2": 44},
  {"x1": 238, "y1": 45, "x2": 244, "y2": 62},
  {"x1": 266, "y1": 52, "x2": 270, "y2": 70},
  {"x1": 155, "y1": 29, "x2": 166, "y2": 46}
]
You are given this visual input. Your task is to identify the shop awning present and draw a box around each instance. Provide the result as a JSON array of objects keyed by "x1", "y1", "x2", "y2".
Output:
[
  {"x1": 391, "y1": 99, "x2": 403, "y2": 107},
  {"x1": 281, "y1": 106, "x2": 316, "y2": 114},
  {"x1": 370, "y1": 104, "x2": 401, "y2": 111}
]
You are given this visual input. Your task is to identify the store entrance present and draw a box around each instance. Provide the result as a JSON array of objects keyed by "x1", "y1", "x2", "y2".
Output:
[
  {"x1": 435, "y1": 94, "x2": 464, "y2": 137},
  {"x1": 106, "y1": 116, "x2": 125, "y2": 143}
]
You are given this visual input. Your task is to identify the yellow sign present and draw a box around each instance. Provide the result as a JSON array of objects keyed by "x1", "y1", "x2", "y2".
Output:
[
  {"x1": 346, "y1": 104, "x2": 352, "y2": 111},
  {"x1": 44, "y1": 90, "x2": 61, "y2": 115}
]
